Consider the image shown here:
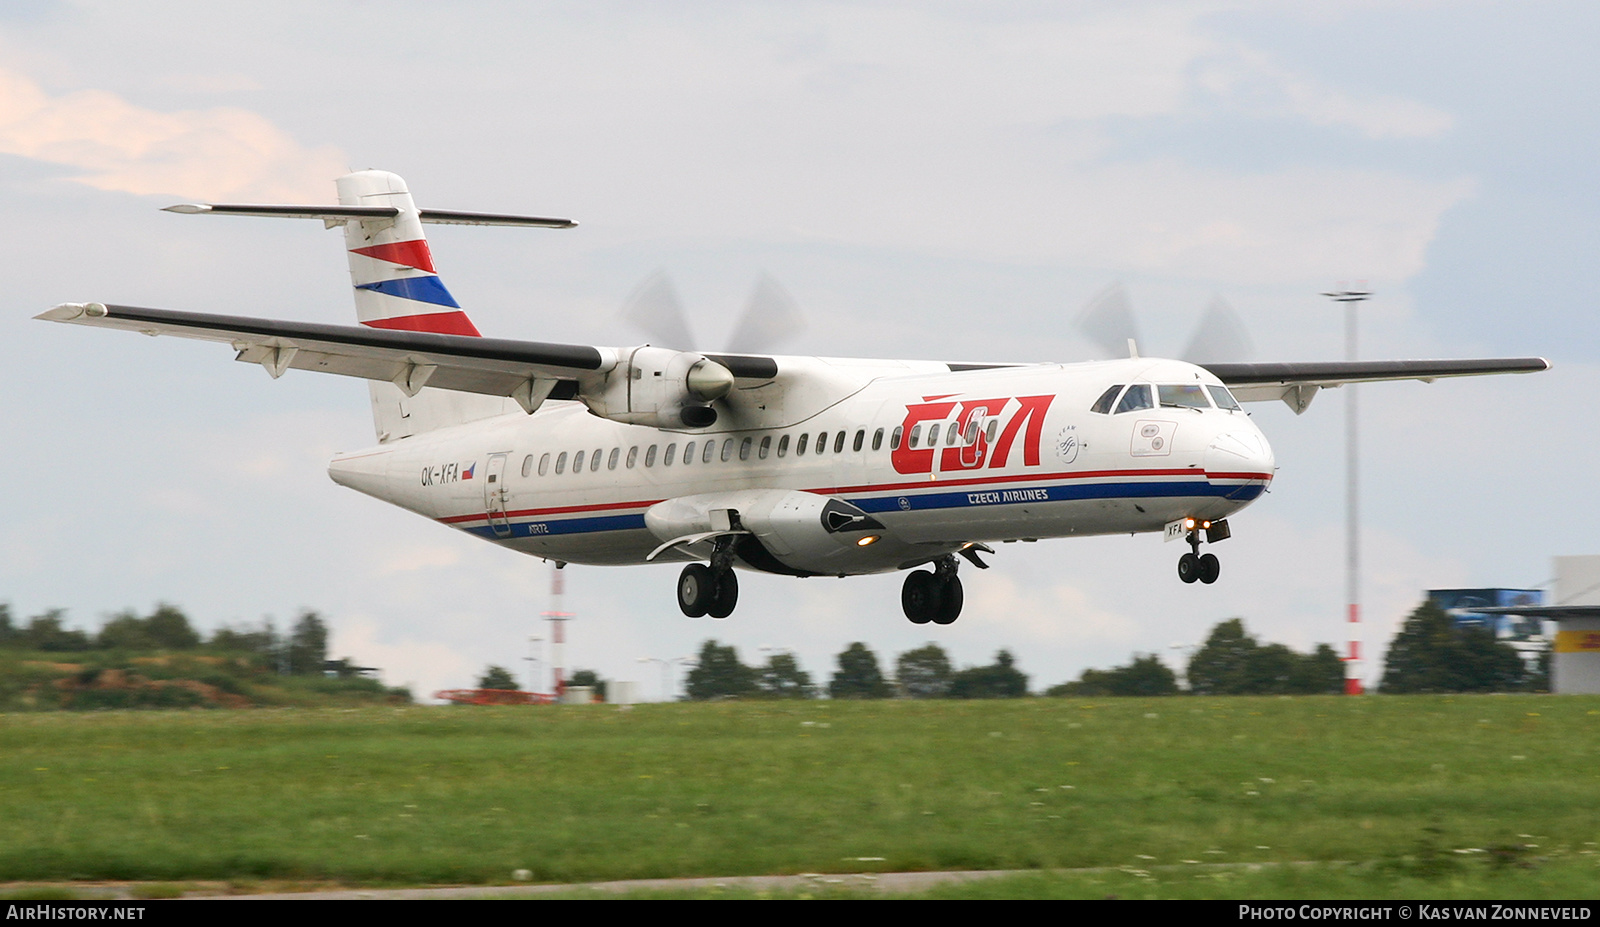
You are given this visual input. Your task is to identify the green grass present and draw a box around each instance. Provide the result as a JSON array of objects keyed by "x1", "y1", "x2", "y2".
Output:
[{"x1": 0, "y1": 696, "x2": 1597, "y2": 894}]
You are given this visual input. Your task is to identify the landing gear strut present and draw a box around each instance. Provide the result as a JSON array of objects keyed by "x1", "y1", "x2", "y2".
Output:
[
  {"x1": 902, "y1": 555, "x2": 964, "y2": 625},
  {"x1": 1177, "y1": 525, "x2": 1221, "y2": 585},
  {"x1": 677, "y1": 536, "x2": 739, "y2": 618}
]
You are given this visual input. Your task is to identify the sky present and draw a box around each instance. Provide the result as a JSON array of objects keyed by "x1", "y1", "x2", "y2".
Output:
[{"x1": 2, "y1": 1, "x2": 1595, "y2": 701}]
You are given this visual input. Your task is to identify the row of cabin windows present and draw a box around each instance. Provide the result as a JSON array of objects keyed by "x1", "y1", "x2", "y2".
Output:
[{"x1": 515, "y1": 417, "x2": 1002, "y2": 479}]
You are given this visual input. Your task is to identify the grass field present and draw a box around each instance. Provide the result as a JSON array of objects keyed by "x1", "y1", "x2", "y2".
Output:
[{"x1": 1, "y1": 695, "x2": 1597, "y2": 897}]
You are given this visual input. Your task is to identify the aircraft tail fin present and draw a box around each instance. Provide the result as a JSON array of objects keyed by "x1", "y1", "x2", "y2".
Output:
[
  {"x1": 335, "y1": 171, "x2": 483, "y2": 337},
  {"x1": 165, "y1": 171, "x2": 576, "y2": 442}
]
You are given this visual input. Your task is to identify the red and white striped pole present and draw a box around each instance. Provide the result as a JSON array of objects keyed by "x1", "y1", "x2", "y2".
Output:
[
  {"x1": 543, "y1": 563, "x2": 572, "y2": 697},
  {"x1": 1325, "y1": 288, "x2": 1371, "y2": 695}
]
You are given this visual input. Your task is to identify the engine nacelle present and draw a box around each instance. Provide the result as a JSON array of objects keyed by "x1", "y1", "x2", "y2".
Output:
[
  {"x1": 645, "y1": 490, "x2": 898, "y2": 574},
  {"x1": 580, "y1": 346, "x2": 732, "y2": 429}
]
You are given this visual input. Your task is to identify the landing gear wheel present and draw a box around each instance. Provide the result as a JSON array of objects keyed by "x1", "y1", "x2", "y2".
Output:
[
  {"x1": 932, "y1": 575, "x2": 964, "y2": 625},
  {"x1": 678, "y1": 563, "x2": 713, "y2": 617},
  {"x1": 902, "y1": 570, "x2": 942, "y2": 624},
  {"x1": 706, "y1": 569, "x2": 739, "y2": 619},
  {"x1": 1198, "y1": 553, "x2": 1220, "y2": 585},
  {"x1": 1178, "y1": 552, "x2": 1200, "y2": 584}
]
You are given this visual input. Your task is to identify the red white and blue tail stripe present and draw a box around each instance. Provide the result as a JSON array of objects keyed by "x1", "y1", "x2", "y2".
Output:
[{"x1": 335, "y1": 171, "x2": 482, "y2": 337}]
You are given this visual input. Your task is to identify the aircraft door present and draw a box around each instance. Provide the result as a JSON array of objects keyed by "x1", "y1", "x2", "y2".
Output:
[{"x1": 484, "y1": 453, "x2": 512, "y2": 539}]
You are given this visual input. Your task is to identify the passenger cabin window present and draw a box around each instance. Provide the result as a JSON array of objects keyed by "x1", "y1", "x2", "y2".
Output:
[
  {"x1": 721, "y1": 439, "x2": 734, "y2": 462},
  {"x1": 986, "y1": 420, "x2": 998, "y2": 443},
  {"x1": 778, "y1": 435, "x2": 790, "y2": 457},
  {"x1": 816, "y1": 432, "x2": 828, "y2": 454},
  {"x1": 1206, "y1": 385, "x2": 1242, "y2": 411},
  {"x1": 704, "y1": 440, "x2": 716, "y2": 464},
  {"x1": 626, "y1": 446, "x2": 639, "y2": 468},
  {"x1": 835, "y1": 432, "x2": 847, "y2": 453},
  {"x1": 872, "y1": 428, "x2": 884, "y2": 451},
  {"x1": 759, "y1": 436, "x2": 771, "y2": 459},
  {"x1": 927, "y1": 423, "x2": 941, "y2": 446},
  {"x1": 739, "y1": 437, "x2": 752, "y2": 461},
  {"x1": 591, "y1": 449, "x2": 603, "y2": 472},
  {"x1": 663, "y1": 443, "x2": 675, "y2": 465},
  {"x1": 538, "y1": 453, "x2": 550, "y2": 476},
  {"x1": 908, "y1": 425, "x2": 920, "y2": 448},
  {"x1": 854, "y1": 429, "x2": 865, "y2": 452},
  {"x1": 682, "y1": 441, "x2": 694, "y2": 465},
  {"x1": 608, "y1": 447, "x2": 621, "y2": 470},
  {"x1": 890, "y1": 426, "x2": 902, "y2": 450},
  {"x1": 1090, "y1": 384, "x2": 1123, "y2": 414},
  {"x1": 796, "y1": 433, "x2": 809, "y2": 455},
  {"x1": 521, "y1": 454, "x2": 534, "y2": 478},
  {"x1": 1114, "y1": 384, "x2": 1153, "y2": 414},
  {"x1": 572, "y1": 450, "x2": 585, "y2": 472},
  {"x1": 645, "y1": 445, "x2": 657, "y2": 467},
  {"x1": 1158, "y1": 384, "x2": 1210, "y2": 410}
]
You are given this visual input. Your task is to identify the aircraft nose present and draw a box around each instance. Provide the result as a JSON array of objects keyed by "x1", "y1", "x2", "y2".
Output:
[{"x1": 1205, "y1": 430, "x2": 1275, "y2": 500}]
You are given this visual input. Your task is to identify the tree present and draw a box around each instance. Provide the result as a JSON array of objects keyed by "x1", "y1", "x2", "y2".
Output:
[
  {"x1": 286, "y1": 611, "x2": 329, "y2": 675},
  {"x1": 478, "y1": 665, "x2": 519, "y2": 690},
  {"x1": 0, "y1": 604, "x2": 17, "y2": 647},
  {"x1": 1187, "y1": 618, "x2": 1257, "y2": 695},
  {"x1": 948, "y1": 650, "x2": 1029, "y2": 698},
  {"x1": 829, "y1": 642, "x2": 890, "y2": 699},
  {"x1": 96, "y1": 610, "x2": 155, "y2": 651},
  {"x1": 684, "y1": 640, "x2": 757, "y2": 700},
  {"x1": 755, "y1": 652, "x2": 814, "y2": 699},
  {"x1": 1188, "y1": 619, "x2": 1348, "y2": 695},
  {"x1": 144, "y1": 603, "x2": 200, "y2": 650},
  {"x1": 21, "y1": 610, "x2": 91, "y2": 652},
  {"x1": 96, "y1": 603, "x2": 200, "y2": 651},
  {"x1": 895, "y1": 643, "x2": 953, "y2": 698},
  {"x1": 1048, "y1": 654, "x2": 1177, "y2": 697},
  {"x1": 1286, "y1": 644, "x2": 1344, "y2": 695},
  {"x1": 1381, "y1": 600, "x2": 1528, "y2": 693}
]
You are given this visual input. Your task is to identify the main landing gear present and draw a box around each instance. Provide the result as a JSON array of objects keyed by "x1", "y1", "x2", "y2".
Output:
[
  {"x1": 902, "y1": 555, "x2": 964, "y2": 625},
  {"x1": 678, "y1": 536, "x2": 739, "y2": 619},
  {"x1": 1176, "y1": 519, "x2": 1226, "y2": 585}
]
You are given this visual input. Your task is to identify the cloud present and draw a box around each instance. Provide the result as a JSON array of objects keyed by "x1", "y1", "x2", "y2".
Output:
[{"x1": 0, "y1": 67, "x2": 345, "y2": 201}]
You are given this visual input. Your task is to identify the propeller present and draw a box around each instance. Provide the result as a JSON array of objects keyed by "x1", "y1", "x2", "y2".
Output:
[
  {"x1": 620, "y1": 270, "x2": 807, "y2": 354},
  {"x1": 1075, "y1": 282, "x2": 1254, "y2": 364}
]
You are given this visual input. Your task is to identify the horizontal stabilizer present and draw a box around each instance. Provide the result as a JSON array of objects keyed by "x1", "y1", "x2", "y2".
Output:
[{"x1": 163, "y1": 203, "x2": 576, "y2": 228}]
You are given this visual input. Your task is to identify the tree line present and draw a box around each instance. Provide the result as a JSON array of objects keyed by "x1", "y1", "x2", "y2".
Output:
[
  {"x1": 1050, "y1": 601, "x2": 1543, "y2": 696},
  {"x1": 666, "y1": 598, "x2": 1542, "y2": 701},
  {"x1": 0, "y1": 602, "x2": 344, "y2": 676},
  {"x1": 679, "y1": 640, "x2": 1028, "y2": 700}
]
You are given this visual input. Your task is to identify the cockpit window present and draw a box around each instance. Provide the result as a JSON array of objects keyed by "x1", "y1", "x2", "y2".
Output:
[
  {"x1": 1158, "y1": 384, "x2": 1210, "y2": 409},
  {"x1": 1206, "y1": 384, "x2": 1242, "y2": 411},
  {"x1": 1114, "y1": 384, "x2": 1153, "y2": 414},
  {"x1": 1090, "y1": 385, "x2": 1123, "y2": 414}
]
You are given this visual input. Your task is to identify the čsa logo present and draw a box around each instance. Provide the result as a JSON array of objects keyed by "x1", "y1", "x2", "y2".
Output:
[{"x1": 891, "y1": 394, "x2": 1054, "y2": 475}]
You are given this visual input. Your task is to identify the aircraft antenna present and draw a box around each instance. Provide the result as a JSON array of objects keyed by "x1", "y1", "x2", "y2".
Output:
[{"x1": 1323, "y1": 287, "x2": 1372, "y2": 696}]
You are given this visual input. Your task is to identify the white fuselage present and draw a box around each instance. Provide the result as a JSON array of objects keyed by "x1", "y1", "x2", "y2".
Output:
[{"x1": 328, "y1": 355, "x2": 1275, "y2": 576}]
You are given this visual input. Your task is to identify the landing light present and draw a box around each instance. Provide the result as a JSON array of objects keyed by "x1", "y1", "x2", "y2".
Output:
[{"x1": 857, "y1": 536, "x2": 880, "y2": 547}]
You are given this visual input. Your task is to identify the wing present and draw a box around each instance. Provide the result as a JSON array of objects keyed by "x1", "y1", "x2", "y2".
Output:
[
  {"x1": 1202, "y1": 358, "x2": 1550, "y2": 414},
  {"x1": 37, "y1": 302, "x2": 777, "y2": 415}
]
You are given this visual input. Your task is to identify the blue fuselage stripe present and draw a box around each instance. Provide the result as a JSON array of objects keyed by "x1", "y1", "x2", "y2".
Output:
[{"x1": 457, "y1": 478, "x2": 1263, "y2": 539}]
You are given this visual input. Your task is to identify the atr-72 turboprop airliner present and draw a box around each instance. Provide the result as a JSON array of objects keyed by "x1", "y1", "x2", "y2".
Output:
[{"x1": 41, "y1": 171, "x2": 1548, "y2": 624}]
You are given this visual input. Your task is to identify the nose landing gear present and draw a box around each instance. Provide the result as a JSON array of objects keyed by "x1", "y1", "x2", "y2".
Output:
[
  {"x1": 1176, "y1": 519, "x2": 1226, "y2": 585},
  {"x1": 902, "y1": 554, "x2": 964, "y2": 625}
]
